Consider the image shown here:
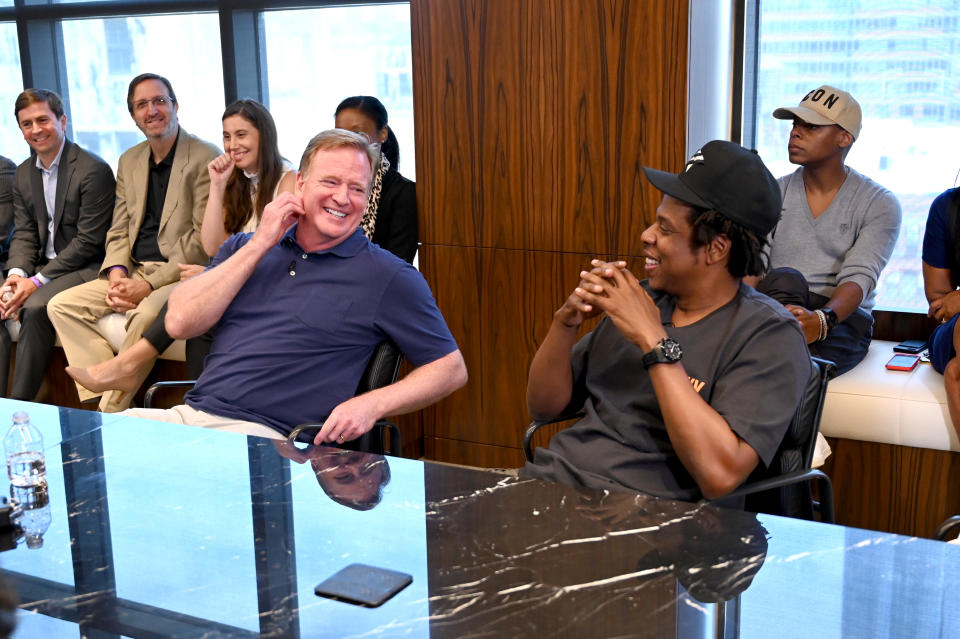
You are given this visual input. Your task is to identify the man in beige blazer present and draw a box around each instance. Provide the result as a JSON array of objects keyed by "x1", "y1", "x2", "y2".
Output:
[{"x1": 48, "y1": 73, "x2": 219, "y2": 412}]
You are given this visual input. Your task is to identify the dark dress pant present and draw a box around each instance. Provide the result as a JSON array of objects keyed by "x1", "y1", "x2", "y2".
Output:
[
  {"x1": 756, "y1": 267, "x2": 872, "y2": 375},
  {"x1": 0, "y1": 271, "x2": 90, "y2": 399},
  {"x1": 141, "y1": 302, "x2": 214, "y2": 380}
]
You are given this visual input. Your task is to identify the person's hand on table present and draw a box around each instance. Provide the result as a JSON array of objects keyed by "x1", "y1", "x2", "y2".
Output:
[{"x1": 313, "y1": 395, "x2": 380, "y2": 446}]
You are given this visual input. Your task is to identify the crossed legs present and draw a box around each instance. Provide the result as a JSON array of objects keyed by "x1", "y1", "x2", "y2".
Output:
[{"x1": 48, "y1": 271, "x2": 175, "y2": 412}]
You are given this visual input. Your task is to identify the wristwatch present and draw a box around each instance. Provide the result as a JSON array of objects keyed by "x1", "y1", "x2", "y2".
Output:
[
  {"x1": 641, "y1": 337, "x2": 683, "y2": 369},
  {"x1": 820, "y1": 307, "x2": 839, "y2": 331}
]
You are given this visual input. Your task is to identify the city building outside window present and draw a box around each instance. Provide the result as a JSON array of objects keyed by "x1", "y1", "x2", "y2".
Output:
[
  {"x1": 61, "y1": 14, "x2": 225, "y2": 171},
  {"x1": 754, "y1": 0, "x2": 960, "y2": 312},
  {"x1": 263, "y1": 4, "x2": 415, "y2": 178}
]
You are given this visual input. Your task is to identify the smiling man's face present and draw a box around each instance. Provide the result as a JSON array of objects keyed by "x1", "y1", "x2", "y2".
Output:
[
  {"x1": 17, "y1": 100, "x2": 66, "y2": 164},
  {"x1": 130, "y1": 78, "x2": 179, "y2": 142},
  {"x1": 294, "y1": 146, "x2": 371, "y2": 252}
]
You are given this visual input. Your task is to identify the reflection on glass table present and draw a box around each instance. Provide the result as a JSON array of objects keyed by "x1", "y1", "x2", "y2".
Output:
[{"x1": 0, "y1": 399, "x2": 955, "y2": 638}]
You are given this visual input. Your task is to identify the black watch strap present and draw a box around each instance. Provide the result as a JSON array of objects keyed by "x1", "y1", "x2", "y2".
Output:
[
  {"x1": 641, "y1": 338, "x2": 683, "y2": 369},
  {"x1": 821, "y1": 307, "x2": 839, "y2": 331}
]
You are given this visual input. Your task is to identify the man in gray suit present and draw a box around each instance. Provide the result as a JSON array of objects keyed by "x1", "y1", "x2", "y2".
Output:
[
  {"x1": 0, "y1": 89, "x2": 115, "y2": 400},
  {"x1": 49, "y1": 73, "x2": 219, "y2": 412}
]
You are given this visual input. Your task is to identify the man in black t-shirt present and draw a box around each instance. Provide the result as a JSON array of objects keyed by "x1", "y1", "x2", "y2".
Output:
[{"x1": 522, "y1": 141, "x2": 810, "y2": 501}]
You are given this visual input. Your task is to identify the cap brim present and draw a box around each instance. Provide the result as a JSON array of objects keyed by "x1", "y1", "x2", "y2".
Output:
[
  {"x1": 771, "y1": 106, "x2": 835, "y2": 126},
  {"x1": 642, "y1": 166, "x2": 712, "y2": 209}
]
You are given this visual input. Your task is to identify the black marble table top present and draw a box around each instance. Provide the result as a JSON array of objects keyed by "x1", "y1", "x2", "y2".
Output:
[{"x1": 0, "y1": 399, "x2": 957, "y2": 638}]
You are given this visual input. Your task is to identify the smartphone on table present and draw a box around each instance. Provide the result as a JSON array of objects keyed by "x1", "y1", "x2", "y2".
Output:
[
  {"x1": 886, "y1": 353, "x2": 920, "y2": 372},
  {"x1": 314, "y1": 563, "x2": 412, "y2": 608}
]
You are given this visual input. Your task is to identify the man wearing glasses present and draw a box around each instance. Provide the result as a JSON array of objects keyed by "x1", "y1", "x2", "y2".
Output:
[{"x1": 49, "y1": 73, "x2": 219, "y2": 412}]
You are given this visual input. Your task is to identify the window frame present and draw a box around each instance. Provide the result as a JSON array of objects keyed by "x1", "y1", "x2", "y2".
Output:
[{"x1": 2, "y1": 0, "x2": 406, "y2": 139}]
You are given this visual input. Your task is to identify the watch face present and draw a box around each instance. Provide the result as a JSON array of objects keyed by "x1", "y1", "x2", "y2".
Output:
[{"x1": 662, "y1": 338, "x2": 682, "y2": 361}]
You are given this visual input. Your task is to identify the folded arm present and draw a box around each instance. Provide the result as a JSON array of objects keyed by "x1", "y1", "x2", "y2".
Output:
[{"x1": 924, "y1": 261, "x2": 960, "y2": 321}]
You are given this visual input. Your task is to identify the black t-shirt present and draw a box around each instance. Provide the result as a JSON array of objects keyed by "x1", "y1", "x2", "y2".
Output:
[
  {"x1": 132, "y1": 135, "x2": 178, "y2": 263},
  {"x1": 523, "y1": 282, "x2": 811, "y2": 501}
]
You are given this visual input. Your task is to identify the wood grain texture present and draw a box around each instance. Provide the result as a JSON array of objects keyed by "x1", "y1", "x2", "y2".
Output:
[
  {"x1": 425, "y1": 436, "x2": 526, "y2": 469},
  {"x1": 412, "y1": 0, "x2": 688, "y2": 253},
  {"x1": 823, "y1": 437, "x2": 960, "y2": 538},
  {"x1": 411, "y1": 0, "x2": 688, "y2": 466},
  {"x1": 421, "y1": 245, "x2": 620, "y2": 449},
  {"x1": 872, "y1": 309, "x2": 938, "y2": 343}
]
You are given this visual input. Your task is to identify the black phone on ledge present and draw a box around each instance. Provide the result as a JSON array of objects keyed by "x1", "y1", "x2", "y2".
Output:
[{"x1": 893, "y1": 339, "x2": 927, "y2": 354}]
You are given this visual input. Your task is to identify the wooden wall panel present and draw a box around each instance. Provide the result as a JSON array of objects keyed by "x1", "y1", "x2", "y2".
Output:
[
  {"x1": 873, "y1": 309, "x2": 938, "y2": 343},
  {"x1": 412, "y1": 0, "x2": 688, "y2": 254},
  {"x1": 412, "y1": 0, "x2": 689, "y2": 465},
  {"x1": 424, "y1": 436, "x2": 526, "y2": 469},
  {"x1": 422, "y1": 245, "x2": 622, "y2": 449},
  {"x1": 823, "y1": 437, "x2": 960, "y2": 538}
]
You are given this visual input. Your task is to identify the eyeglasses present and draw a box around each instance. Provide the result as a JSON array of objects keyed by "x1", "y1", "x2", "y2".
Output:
[{"x1": 133, "y1": 96, "x2": 172, "y2": 112}]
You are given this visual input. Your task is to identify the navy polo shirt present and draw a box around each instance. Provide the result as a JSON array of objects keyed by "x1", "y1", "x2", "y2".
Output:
[{"x1": 185, "y1": 227, "x2": 458, "y2": 435}]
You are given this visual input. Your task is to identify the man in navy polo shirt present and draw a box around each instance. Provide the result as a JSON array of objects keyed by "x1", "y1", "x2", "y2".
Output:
[{"x1": 129, "y1": 129, "x2": 467, "y2": 445}]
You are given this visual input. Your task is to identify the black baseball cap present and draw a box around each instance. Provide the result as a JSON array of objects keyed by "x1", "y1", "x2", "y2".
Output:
[{"x1": 642, "y1": 140, "x2": 782, "y2": 237}]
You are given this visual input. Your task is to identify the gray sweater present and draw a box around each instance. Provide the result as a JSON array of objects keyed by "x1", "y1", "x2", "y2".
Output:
[{"x1": 769, "y1": 167, "x2": 901, "y2": 312}]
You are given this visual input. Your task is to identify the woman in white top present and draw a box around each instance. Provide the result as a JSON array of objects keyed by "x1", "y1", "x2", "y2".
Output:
[{"x1": 67, "y1": 99, "x2": 295, "y2": 400}]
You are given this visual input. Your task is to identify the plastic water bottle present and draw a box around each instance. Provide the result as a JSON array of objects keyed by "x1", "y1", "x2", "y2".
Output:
[
  {"x1": 4, "y1": 412, "x2": 45, "y2": 488},
  {"x1": 10, "y1": 483, "x2": 50, "y2": 549}
]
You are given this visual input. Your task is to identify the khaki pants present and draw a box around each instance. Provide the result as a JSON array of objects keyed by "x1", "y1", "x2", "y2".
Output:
[
  {"x1": 47, "y1": 262, "x2": 174, "y2": 412},
  {"x1": 122, "y1": 404, "x2": 284, "y2": 440}
]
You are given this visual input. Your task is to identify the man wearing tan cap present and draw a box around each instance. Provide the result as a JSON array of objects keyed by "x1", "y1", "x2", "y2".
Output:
[{"x1": 754, "y1": 85, "x2": 901, "y2": 374}]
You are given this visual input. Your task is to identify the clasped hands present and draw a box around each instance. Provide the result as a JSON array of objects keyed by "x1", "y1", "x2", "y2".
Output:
[
  {"x1": 557, "y1": 259, "x2": 664, "y2": 350},
  {"x1": 783, "y1": 305, "x2": 821, "y2": 344},
  {"x1": 0, "y1": 275, "x2": 38, "y2": 320},
  {"x1": 105, "y1": 271, "x2": 152, "y2": 313}
]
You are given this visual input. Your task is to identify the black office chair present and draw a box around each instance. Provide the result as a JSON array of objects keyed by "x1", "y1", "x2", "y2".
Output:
[
  {"x1": 934, "y1": 516, "x2": 960, "y2": 541},
  {"x1": 144, "y1": 339, "x2": 404, "y2": 456},
  {"x1": 713, "y1": 356, "x2": 837, "y2": 522},
  {"x1": 523, "y1": 356, "x2": 837, "y2": 523}
]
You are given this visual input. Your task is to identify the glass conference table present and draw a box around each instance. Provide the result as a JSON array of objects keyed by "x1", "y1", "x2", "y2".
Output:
[{"x1": 0, "y1": 399, "x2": 956, "y2": 639}]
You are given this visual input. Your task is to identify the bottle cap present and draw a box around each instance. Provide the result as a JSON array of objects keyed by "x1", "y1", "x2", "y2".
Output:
[{"x1": 12, "y1": 412, "x2": 28, "y2": 424}]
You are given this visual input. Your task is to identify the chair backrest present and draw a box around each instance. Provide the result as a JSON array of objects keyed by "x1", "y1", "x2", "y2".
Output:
[
  {"x1": 743, "y1": 355, "x2": 837, "y2": 518},
  {"x1": 339, "y1": 340, "x2": 404, "y2": 455},
  {"x1": 357, "y1": 339, "x2": 403, "y2": 395}
]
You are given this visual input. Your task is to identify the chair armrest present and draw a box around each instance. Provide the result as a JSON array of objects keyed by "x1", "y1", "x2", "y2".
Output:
[
  {"x1": 523, "y1": 412, "x2": 585, "y2": 463},
  {"x1": 935, "y1": 515, "x2": 960, "y2": 541},
  {"x1": 288, "y1": 420, "x2": 402, "y2": 457},
  {"x1": 710, "y1": 468, "x2": 835, "y2": 524},
  {"x1": 143, "y1": 380, "x2": 197, "y2": 409}
]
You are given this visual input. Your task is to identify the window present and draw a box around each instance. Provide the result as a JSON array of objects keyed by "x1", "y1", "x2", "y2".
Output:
[
  {"x1": 263, "y1": 4, "x2": 416, "y2": 179},
  {"x1": 753, "y1": 1, "x2": 960, "y2": 311},
  {"x1": 0, "y1": 22, "x2": 23, "y2": 164},
  {"x1": 61, "y1": 13, "x2": 225, "y2": 171}
]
